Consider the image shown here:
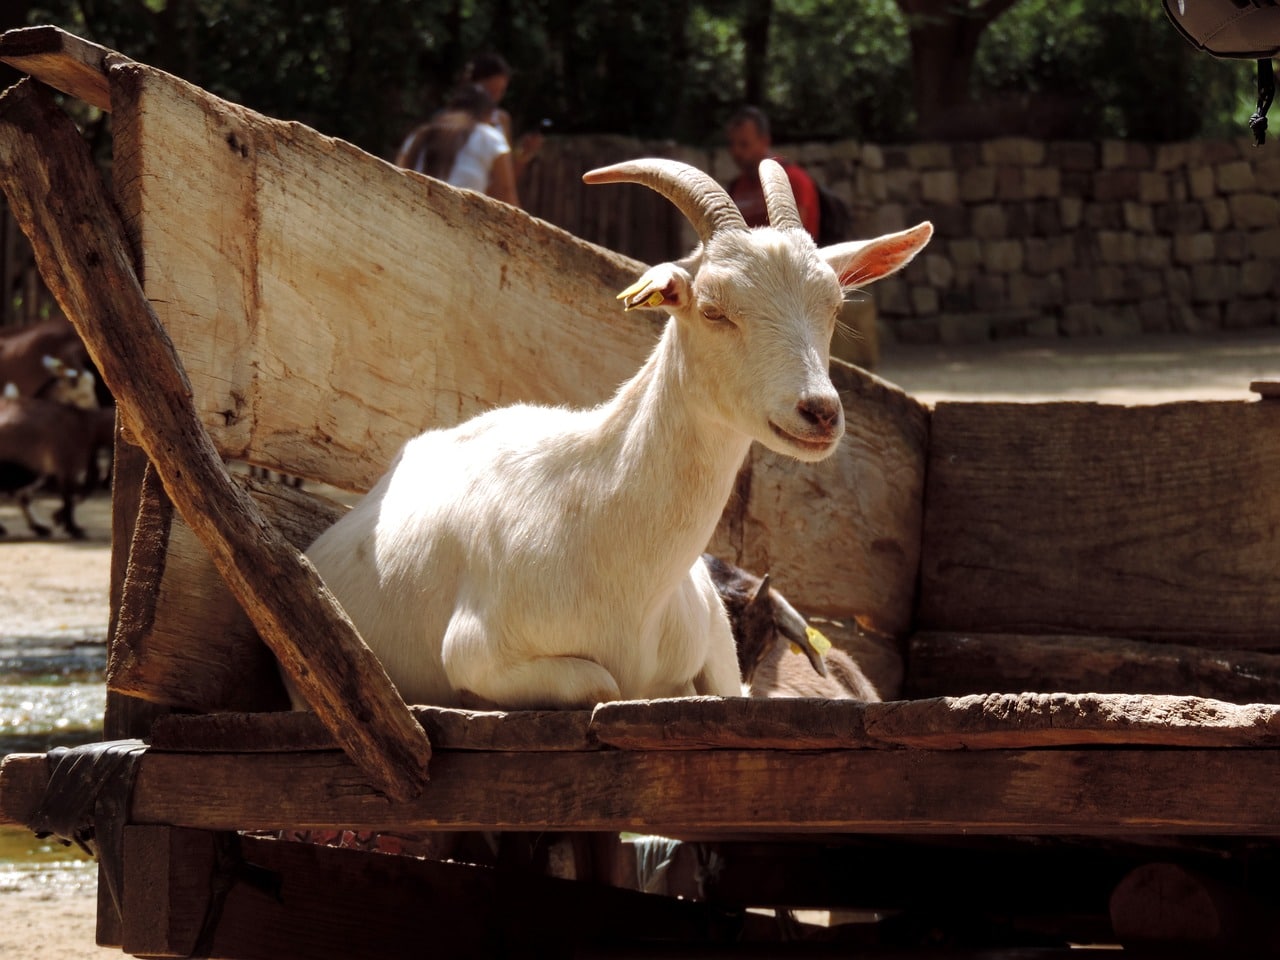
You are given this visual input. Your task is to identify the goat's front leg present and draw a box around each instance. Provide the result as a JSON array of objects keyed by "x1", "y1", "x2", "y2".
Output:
[
  {"x1": 694, "y1": 616, "x2": 747, "y2": 697},
  {"x1": 459, "y1": 655, "x2": 623, "y2": 710},
  {"x1": 442, "y1": 610, "x2": 622, "y2": 709}
]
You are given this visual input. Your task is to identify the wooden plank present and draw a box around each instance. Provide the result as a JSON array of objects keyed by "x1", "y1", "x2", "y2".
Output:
[
  {"x1": 860, "y1": 693, "x2": 1280, "y2": 749},
  {"x1": 919, "y1": 400, "x2": 1280, "y2": 647},
  {"x1": 0, "y1": 752, "x2": 46, "y2": 828},
  {"x1": 120, "y1": 826, "x2": 215, "y2": 958},
  {"x1": 708, "y1": 362, "x2": 929, "y2": 634},
  {"x1": 149, "y1": 694, "x2": 1280, "y2": 755},
  {"x1": 906, "y1": 631, "x2": 1280, "y2": 703},
  {"x1": 0, "y1": 26, "x2": 112, "y2": 112},
  {"x1": 150, "y1": 707, "x2": 598, "y2": 753},
  {"x1": 0, "y1": 78, "x2": 429, "y2": 802},
  {"x1": 590, "y1": 697, "x2": 878, "y2": 750},
  {"x1": 108, "y1": 57, "x2": 660, "y2": 495},
  {"x1": 119, "y1": 747, "x2": 1280, "y2": 836},
  {"x1": 109, "y1": 471, "x2": 345, "y2": 712}
]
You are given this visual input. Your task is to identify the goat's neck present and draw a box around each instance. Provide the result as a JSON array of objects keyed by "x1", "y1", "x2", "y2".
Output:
[{"x1": 591, "y1": 321, "x2": 750, "y2": 578}]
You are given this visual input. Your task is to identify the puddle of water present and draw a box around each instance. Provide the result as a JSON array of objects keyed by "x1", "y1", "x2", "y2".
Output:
[{"x1": 0, "y1": 826, "x2": 96, "y2": 896}]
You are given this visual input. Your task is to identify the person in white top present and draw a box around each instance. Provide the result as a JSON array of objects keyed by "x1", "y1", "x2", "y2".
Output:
[
  {"x1": 466, "y1": 53, "x2": 544, "y2": 182},
  {"x1": 394, "y1": 84, "x2": 519, "y2": 206}
]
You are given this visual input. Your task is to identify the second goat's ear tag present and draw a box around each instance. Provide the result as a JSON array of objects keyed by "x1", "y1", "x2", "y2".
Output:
[{"x1": 791, "y1": 626, "x2": 832, "y2": 658}]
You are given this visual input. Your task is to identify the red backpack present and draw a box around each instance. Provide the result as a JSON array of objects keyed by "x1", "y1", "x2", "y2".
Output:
[{"x1": 1163, "y1": 0, "x2": 1280, "y2": 144}]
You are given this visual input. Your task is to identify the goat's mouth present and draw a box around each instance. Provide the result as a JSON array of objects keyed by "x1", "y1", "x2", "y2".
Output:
[{"x1": 768, "y1": 420, "x2": 841, "y2": 456}]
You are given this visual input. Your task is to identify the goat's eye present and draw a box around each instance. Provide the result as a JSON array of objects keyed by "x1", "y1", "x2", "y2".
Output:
[{"x1": 700, "y1": 304, "x2": 732, "y2": 325}]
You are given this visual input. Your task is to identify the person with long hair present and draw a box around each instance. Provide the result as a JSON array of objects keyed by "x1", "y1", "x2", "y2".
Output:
[{"x1": 395, "y1": 83, "x2": 519, "y2": 206}]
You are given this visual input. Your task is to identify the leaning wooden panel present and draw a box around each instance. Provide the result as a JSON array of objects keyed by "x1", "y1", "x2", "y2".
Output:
[
  {"x1": 108, "y1": 59, "x2": 662, "y2": 493},
  {"x1": 110, "y1": 472, "x2": 346, "y2": 712},
  {"x1": 919, "y1": 399, "x2": 1280, "y2": 647}
]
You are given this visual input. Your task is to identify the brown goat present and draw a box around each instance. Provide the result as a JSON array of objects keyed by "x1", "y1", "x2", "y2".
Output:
[
  {"x1": 703, "y1": 553, "x2": 881, "y2": 701},
  {"x1": 0, "y1": 317, "x2": 95, "y2": 399},
  {"x1": 0, "y1": 395, "x2": 113, "y2": 539}
]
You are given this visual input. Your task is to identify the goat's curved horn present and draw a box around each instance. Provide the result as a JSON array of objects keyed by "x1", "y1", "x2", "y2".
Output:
[
  {"x1": 759, "y1": 158, "x2": 803, "y2": 232},
  {"x1": 773, "y1": 591, "x2": 829, "y2": 678},
  {"x1": 584, "y1": 159, "x2": 747, "y2": 243}
]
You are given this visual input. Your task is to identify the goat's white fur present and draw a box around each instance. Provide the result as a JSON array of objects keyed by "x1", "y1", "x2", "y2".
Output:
[{"x1": 301, "y1": 159, "x2": 931, "y2": 710}]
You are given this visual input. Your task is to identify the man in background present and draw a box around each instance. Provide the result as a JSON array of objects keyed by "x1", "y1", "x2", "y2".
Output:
[{"x1": 725, "y1": 106, "x2": 820, "y2": 239}]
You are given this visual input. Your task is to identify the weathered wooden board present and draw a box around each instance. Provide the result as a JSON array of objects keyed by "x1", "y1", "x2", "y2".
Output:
[
  {"x1": 149, "y1": 706, "x2": 599, "y2": 753},
  {"x1": 907, "y1": 631, "x2": 1280, "y2": 703},
  {"x1": 108, "y1": 747, "x2": 1280, "y2": 835},
  {"x1": 109, "y1": 58, "x2": 661, "y2": 494},
  {"x1": 919, "y1": 400, "x2": 1280, "y2": 646},
  {"x1": 0, "y1": 26, "x2": 112, "y2": 111},
  {"x1": 861, "y1": 692, "x2": 1280, "y2": 749},
  {"x1": 110, "y1": 471, "x2": 345, "y2": 712},
  {"x1": 141, "y1": 693, "x2": 1280, "y2": 755}
]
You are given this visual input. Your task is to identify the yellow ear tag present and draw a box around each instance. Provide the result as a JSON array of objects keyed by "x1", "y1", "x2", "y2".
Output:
[
  {"x1": 616, "y1": 279, "x2": 665, "y2": 310},
  {"x1": 617, "y1": 278, "x2": 647, "y2": 301},
  {"x1": 791, "y1": 626, "x2": 833, "y2": 658}
]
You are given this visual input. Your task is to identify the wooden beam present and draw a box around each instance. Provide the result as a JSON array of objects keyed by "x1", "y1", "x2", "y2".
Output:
[
  {"x1": 919, "y1": 400, "x2": 1280, "y2": 646},
  {"x1": 859, "y1": 692, "x2": 1280, "y2": 749},
  {"x1": 0, "y1": 78, "x2": 430, "y2": 801},
  {"x1": 148, "y1": 694, "x2": 1280, "y2": 755},
  {"x1": 109, "y1": 470, "x2": 342, "y2": 712},
  {"x1": 105, "y1": 747, "x2": 1280, "y2": 836},
  {"x1": 906, "y1": 630, "x2": 1280, "y2": 703},
  {"x1": 150, "y1": 707, "x2": 599, "y2": 754},
  {"x1": 0, "y1": 26, "x2": 112, "y2": 112},
  {"x1": 0, "y1": 752, "x2": 46, "y2": 828}
]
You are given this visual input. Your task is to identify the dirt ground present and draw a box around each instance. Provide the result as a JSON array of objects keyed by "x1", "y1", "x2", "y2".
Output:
[{"x1": 3, "y1": 327, "x2": 1280, "y2": 958}]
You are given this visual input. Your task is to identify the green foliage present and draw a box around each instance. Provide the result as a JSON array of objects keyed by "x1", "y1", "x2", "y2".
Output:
[
  {"x1": 21, "y1": 0, "x2": 1268, "y2": 151},
  {"x1": 975, "y1": 0, "x2": 1256, "y2": 140}
]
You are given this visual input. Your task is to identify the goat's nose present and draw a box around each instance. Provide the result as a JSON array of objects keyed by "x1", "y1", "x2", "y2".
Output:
[{"x1": 796, "y1": 394, "x2": 842, "y2": 431}]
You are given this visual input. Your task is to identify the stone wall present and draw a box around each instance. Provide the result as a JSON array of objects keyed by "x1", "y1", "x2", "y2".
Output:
[{"x1": 704, "y1": 137, "x2": 1280, "y2": 343}]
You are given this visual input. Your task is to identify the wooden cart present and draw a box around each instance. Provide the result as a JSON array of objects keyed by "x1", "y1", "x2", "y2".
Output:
[{"x1": 3, "y1": 26, "x2": 1280, "y2": 957}]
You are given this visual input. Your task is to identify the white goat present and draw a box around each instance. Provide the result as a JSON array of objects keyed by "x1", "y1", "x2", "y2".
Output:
[{"x1": 302, "y1": 158, "x2": 931, "y2": 710}]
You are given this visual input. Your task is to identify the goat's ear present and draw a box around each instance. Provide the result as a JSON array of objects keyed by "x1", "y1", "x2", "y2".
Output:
[
  {"x1": 616, "y1": 262, "x2": 694, "y2": 312},
  {"x1": 821, "y1": 221, "x2": 933, "y2": 291}
]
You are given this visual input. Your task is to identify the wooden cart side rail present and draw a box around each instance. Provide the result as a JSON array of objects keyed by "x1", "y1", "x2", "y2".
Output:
[
  {"x1": 143, "y1": 693, "x2": 1280, "y2": 755},
  {"x1": 0, "y1": 78, "x2": 430, "y2": 801},
  {"x1": 0, "y1": 25, "x2": 113, "y2": 111},
  {"x1": 9, "y1": 744, "x2": 1280, "y2": 836}
]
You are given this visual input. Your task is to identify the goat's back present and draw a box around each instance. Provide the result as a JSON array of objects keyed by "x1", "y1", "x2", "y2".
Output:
[{"x1": 749, "y1": 641, "x2": 881, "y2": 701}]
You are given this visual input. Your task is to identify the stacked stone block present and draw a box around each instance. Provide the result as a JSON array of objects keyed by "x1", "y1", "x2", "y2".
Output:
[{"x1": 708, "y1": 136, "x2": 1280, "y2": 343}]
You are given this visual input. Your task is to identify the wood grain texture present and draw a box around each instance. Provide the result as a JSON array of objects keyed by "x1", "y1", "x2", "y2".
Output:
[
  {"x1": 0, "y1": 26, "x2": 112, "y2": 111},
  {"x1": 860, "y1": 692, "x2": 1280, "y2": 749},
  {"x1": 906, "y1": 630, "x2": 1280, "y2": 703},
  {"x1": 108, "y1": 58, "x2": 661, "y2": 495},
  {"x1": 126, "y1": 746, "x2": 1280, "y2": 835},
  {"x1": 0, "y1": 78, "x2": 430, "y2": 801},
  {"x1": 150, "y1": 707, "x2": 599, "y2": 753},
  {"x1": 920, "y1": 400, "x2": 1280, "y2": 646},
  {"x1": 109, "y1": 471, "x2": 345, "y2": 712}
]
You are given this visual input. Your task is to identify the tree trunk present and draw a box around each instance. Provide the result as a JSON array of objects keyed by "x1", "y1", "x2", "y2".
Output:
[
  {"x1": 896, "y1": 0, "x2": 1022, "y2": 139},
  {"x1": 741, "y1": 0, "x2": 772, "y2": 107}
]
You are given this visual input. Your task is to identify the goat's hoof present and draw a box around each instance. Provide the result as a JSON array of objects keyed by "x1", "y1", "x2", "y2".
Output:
[
  {"x1": 67, "y1": 526, "x2": 87, "y2": 541},
  {"x1": 32, "y1": 525, "x2": 52, "y2": 538}
]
